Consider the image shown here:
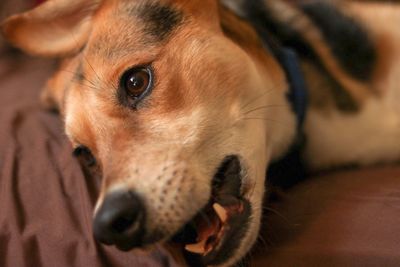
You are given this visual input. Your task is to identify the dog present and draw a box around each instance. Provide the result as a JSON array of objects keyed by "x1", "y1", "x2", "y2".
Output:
[{"x1": 2, "y1": 0, "x2": 400, "y2": 266}]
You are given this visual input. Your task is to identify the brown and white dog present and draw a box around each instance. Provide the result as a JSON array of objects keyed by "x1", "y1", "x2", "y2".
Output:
[{"x1": 2, "y1": 0, "x2": 400, "y2": 266}]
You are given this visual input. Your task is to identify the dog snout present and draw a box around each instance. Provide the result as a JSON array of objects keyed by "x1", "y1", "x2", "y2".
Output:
[{"x1": 93, "y1": 190, "x2": 146, "y2": 251}]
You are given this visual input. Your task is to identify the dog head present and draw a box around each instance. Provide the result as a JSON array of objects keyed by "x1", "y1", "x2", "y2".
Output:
[{"x1": 2, "y1": 0, "x2": 296, "y2": 265}]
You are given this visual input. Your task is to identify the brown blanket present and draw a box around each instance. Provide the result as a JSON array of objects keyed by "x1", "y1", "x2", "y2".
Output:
[
  {"x1": 1, "y1": 45, "x2": 400, "y2": 267},
  {"x1": 254, "y1": 166, "x2": 400, "y2": 267}
]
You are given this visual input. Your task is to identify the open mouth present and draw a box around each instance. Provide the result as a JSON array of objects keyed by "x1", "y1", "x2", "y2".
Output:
[{"x1": 171, "y1": 155, "x2": 251, "y2": 266}]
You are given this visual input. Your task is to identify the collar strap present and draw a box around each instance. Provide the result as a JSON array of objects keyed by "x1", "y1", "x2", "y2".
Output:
[
  {"x1": 276, "y1": 47, "x2": 308, "y2": 130},
  {"x1": 254, "y1": 26, "x2": 308, "y2": 130},
  {"x1": 264, "y1": 46, "x2": 309, "y2": 188}
]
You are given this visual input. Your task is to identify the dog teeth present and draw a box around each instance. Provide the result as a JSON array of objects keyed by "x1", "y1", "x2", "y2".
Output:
[
  {"x1": 213, "y1": 203, "x2": 228, "y2": 223},
  {"x1": 185, "y1": 242, "x2": 206, "y2": 254},
  {"x1": 185, "y1": 239, "x2": 214, "y2": 256},
  {"x1": 185, "y1": 203, "x2": 228, "y2": 255}
]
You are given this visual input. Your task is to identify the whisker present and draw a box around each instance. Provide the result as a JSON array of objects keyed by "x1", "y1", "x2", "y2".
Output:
[
  {"x1": 258, "y1": 234, "x2": 275, "y2": 249},
  {"x1": 243, "y1": 104, "x2": 286, "y2": 116},
  {"x1": 190, "y1": 121, "x2": 234, "y2": 156},
  {"x1": 263, "y1": 206, "x2": 291, "y2": 225},
  {"x1": 257, "y1": 235, "x2": 269, "y2": 247},
  {"x1": 240, "y1": 87, "x2": 276, "y2": 111},
  {"x1": 57, "y1": 67, "x2": 110, "y2": 93},
  {"x1": 49, "y1": 19, "x2": 118, "y2": 93},
  {"x1": 57, "y1": 69, "x2": 100, "y2": 91},
  {"x1": 240, "y1": 80, "x2": 286, "y2": 111},
  {"x1": 241, "y1": 117, "x2": 292, "y2": 128}
]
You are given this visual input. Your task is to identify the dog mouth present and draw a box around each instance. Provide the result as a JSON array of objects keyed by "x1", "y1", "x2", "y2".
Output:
[{"x1": 171, "y1": 155, "x2": 251, "y2": 266}]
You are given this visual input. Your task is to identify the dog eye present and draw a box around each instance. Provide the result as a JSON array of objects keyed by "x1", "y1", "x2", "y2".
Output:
[
  {"x1": 73, "y1": 145, "x2": 96, "y2": 167},
  {"x1": 120, "y1": 66, "x2": 153, "y2": 108}
]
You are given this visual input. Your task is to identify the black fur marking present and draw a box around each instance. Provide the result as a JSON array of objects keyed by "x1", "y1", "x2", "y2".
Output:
[
  {"x1": 243, "y1": 0, "x2": 316, "y2": 63},
  {"x1": 301, "y1": 2, "x2": 377, "y2": 81},
  {"x1": 136, "y1": 2, "x2": 184, "y2": 41},
  {"x1": 242, "y1": 0, "x2": 360, "y2": 113},
  {"x1": 330, "y1": 78, "x2": 360, "y2": 112}
]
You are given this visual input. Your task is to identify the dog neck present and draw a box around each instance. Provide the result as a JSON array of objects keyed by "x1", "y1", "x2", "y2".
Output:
[
  {"x1": 265, "y1": 43, "x2": 308, "y2": 131},
  {"x1": 219, "y1": 4, "x2": 308, "y2": 187},
  {"x1": 220, "y1": 4, "x2": 308, "y2": 131},
  {"x1": 248, "y1": 20, "x2": 309, "y2": 188}
]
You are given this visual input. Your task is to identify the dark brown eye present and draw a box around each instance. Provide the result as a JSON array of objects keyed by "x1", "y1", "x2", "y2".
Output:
[
  {"x1": 120, "y1": 66, "x2": 153, "y2": 108},
  {"x1": 73, "y1": 145, "x2": 96, "y2": 167}
]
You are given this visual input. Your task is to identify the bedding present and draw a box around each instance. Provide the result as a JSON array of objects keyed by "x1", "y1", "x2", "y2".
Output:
[
  {"x1": 254, "y1": 166, "x2": 400, "y2": 267},
  {"x1": 1, "y1": 22, "x2": 400, "y2": 267}
]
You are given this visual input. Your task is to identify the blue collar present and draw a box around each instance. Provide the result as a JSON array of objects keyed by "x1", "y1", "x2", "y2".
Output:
[
  {"x1": 276, "y1": 47, "x2": 308, "y2": 130},
  {"x1": 255, "y1": 25, "x2": 309, "y2": 130}
]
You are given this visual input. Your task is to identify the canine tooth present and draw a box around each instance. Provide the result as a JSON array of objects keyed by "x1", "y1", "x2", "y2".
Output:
[
  {"x1": 185, "y1": 243, "x2": 206, "y2": 254},
  {"x1": 213, "y1": 203, "x2": 228, "y2": 223}
]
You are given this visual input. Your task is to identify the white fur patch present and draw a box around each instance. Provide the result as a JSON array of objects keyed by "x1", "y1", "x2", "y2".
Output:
[{"x1": 304, "y1": 91, "x2": 400, "y2": 169}]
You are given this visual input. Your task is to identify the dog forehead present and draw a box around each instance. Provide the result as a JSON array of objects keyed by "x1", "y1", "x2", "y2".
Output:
[{"x1": 88, "y1": 0, "x2": 184, "y2": 55}]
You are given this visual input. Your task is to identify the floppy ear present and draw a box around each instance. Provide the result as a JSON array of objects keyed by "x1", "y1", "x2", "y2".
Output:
[{"x1": 1, "y1": 0, "x2": 102, "y2": 57}]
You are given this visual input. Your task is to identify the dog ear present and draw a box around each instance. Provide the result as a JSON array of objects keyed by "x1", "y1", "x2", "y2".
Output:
[{"x1": 1, "y1": 0, "x2": 102, "y2": 57}]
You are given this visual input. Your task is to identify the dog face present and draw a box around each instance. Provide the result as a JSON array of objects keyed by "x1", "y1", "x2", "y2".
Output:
[{"x1": 2, "y1": 0, "x2": 295, "y2": 265}]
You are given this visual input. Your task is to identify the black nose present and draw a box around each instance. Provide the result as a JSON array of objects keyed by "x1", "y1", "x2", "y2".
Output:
[{"x1": 93, "y1": 190, "x2": 145, "y2": 251}]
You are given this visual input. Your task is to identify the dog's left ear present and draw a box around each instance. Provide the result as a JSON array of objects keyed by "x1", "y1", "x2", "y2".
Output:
[{"x1": 1, "y1": 0, "x2": 102, "y2": 57}]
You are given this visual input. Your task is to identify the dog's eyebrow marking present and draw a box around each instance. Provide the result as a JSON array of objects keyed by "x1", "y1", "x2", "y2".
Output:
[
  {"x1": 134, "y1": 2, "x2": 184, "y2": 41},
  {"x1": 74, "y1": 62, "x2": 86, "y2": 82}
]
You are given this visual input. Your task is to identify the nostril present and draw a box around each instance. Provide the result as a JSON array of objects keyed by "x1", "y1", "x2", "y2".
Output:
[
  {"x1": 111, "y1": 213, "x2": 143, "y2": 235},
  {"x1": 112, "y1": 216, "x2": 135, "y2": 233},
  {"x1": 93, "y1": 190, "x2": 146, "y2": 249}
]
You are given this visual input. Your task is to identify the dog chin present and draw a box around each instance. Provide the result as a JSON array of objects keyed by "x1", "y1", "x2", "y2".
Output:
[{"x1": 221, "y1": 221, "x2": 260, "y2": 267}]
